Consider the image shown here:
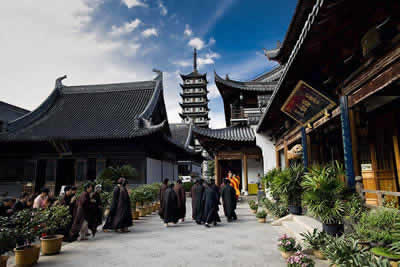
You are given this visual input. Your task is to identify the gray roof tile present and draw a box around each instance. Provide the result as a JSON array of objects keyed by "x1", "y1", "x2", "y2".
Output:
[{"x1": 192, "y1": 126, "x2": 255, "y2": 142}]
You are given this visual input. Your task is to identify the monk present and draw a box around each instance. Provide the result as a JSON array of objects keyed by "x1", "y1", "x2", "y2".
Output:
[
  {"x1": 191, "y1": 179, "x2": 205, "y2": 224},
  {"x1": 163, "y1": 183, "x2": 179, "y2": 227},
  {"x1": 87, "y1": 184, "x2": 103, "y2": 237},
  {"x1": 158, "y1": 178, "x2": 169, "y2": 219},
  {"x1": 103, "y1": 178, "x2": 132, "y2": 233},
  {"x1": 202, "y1": 181, "x2": 219, "y2": 228},
  {"x1": 210, "y1": 179, "x2": 221, "y2": 223},
  {"x1": 227, "y1": 171, "x2": 240, "y2": 199},
  {"x1": 69, "y1": 183, "x2": 93, "y2": 241},
  {"x1": 221, "y1": 179, "x2": 237, "y2": 222},
  {"x1": 174, "y1": 179, "x2": 186, "y2": 222}
]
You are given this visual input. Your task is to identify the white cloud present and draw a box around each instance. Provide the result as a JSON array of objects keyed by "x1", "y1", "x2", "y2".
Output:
[
  {"x1": 209, "y1": 111, "x2": 226, "y2": 129},
  {"x1": 122, "y1": 0, "x2": 148, "y2": 8},
  {"x1": 188, "y1": 37, "x2": 205, "y2": 50},
  {"x1": 207, "y1": 83, "x2": 220, "y2": 99},
  {"x1": 198, "y1": 51, "x2": 220, "y2": 66},
  {"x1": 208, "y1": 37, "x2": 216, "y2": 46},
  {"x1": 158, "y1": 0, "x2": 168, "y2": 16},
  {"x1": 110, "y1": 19, "x2": 141, "y2": 36},
  {"x1": 172, "y1": 60, "x2": 191, "y2": 67},
  {"x1": 184, "y1": 24, "x2": 193, "y2": 37},
  {"x1": 0, "y1": 0, "x2": 152, "y2": 112},
  {"x1": 142, "y1": 28, "x2": 158, "y2": 38}
]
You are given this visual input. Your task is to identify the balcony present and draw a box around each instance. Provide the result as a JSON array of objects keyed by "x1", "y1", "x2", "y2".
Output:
[{"x1": 230, "y1": 105, "x2": 264, "y2": 125}]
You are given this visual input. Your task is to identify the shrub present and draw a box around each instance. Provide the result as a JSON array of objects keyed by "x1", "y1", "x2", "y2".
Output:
[
  {"x1": 321, "y1": 237, "x2": 365, "y2": 266},
  {"x1": 182, "y1": 181, "x2": 193, "y2": 192},
  {"x1": 355, "y1": 208, "x2": 400, "y2": 244},
  {"x1": 35, "y1": 206, "x2": 72, "y2": 237},
  {"x1": 256, "y1": 210, "x2": 267, "y2": 219},
  {"x1": 300, "y1": 229, "x2": 330, "y2": 250},
  {"x1": 345, "y1": 193, "x2": 367, "y2": 228},
  {"x1": 271, "y1": 164, "x2": 304, "y2": 207},
  {"x1": 278, "y1": 234, "x2": 301, "y2": 252},
  {"x1": 263, "y1": 198, "x2": 288, "y2": 218},
  {"x1": 248, "y1": 200, "x2": 258, "y2": 211},
  {"x1": 349, "y1": 251, "x2": 391, "y2": 267},
  {"x1": 287, "y1": 251, "x2": 315, "y2": 267},
  {"x1": 302, "y1": 164, "x2": 346, "y2": 224}
]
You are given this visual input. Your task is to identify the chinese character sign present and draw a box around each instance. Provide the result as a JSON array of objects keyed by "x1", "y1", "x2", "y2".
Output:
[{"x1": 281, "y1": 80, "x2": 336, "y2": 125}]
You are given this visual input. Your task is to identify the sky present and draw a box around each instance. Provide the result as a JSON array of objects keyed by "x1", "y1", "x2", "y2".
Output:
[{"x1": 1, "y1": 0, "x2": 296, "y2": 129}]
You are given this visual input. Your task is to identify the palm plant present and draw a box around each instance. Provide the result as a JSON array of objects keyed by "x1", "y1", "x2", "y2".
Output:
[
  {"x1": 271, "y1": 164, "x2": 304, "y2": 213},
  {"x1": 302, "y1": 164, "x2": 346, "y2": 225}
]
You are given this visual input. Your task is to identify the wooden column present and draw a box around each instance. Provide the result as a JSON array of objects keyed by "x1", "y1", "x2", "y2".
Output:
[
  {"x1": 307, "y1": 135, "x2": 312, "y2": 167},
  {"x1": 243, "y1": 153, "x2": 248, "y2": 193},
  {"x1": 349, "y1": 109, "x2": 361, "y2": 177},
  {"x1": 340, "y1": 96, "x2": 355, "y2": 189},
  {"x1": 276, "y1": 148, "x2": 281, "y2": 169},
  {"x1": 301, "y1": 127, "x2": 308, "y2": 169},
  {"x1": 392, "y1": 134, "x2": 400, "y2": 188},
  {"x1": 284, "y1": 139, "x2": 289, "y2": 168},
  {"x1": 214, "y1": 155, "x2": 220, "y2": 185}
]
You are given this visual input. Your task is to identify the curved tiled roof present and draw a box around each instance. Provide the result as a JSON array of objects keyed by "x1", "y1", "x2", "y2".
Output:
[
  {"x1": 214, "y1": 72, "x2": 277, "y2": 92},
  {"x1": 192, "y1": 126, "x2": 255, "y2": 142},
  {"x1": 1, "y1": 75, "x2": 165, "y2": 141},
  {"x1": 169, "y1": 123, "x2": 193, "y2": 148}
]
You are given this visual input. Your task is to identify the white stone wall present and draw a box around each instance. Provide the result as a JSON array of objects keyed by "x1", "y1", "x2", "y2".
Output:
[{"x1": 253, "y1": 126, "x2": 276, "y2": 174}]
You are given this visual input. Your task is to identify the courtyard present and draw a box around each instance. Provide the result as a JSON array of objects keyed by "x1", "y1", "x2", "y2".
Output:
[{"x1": 34, "y1": 200, "x2": 285, "y2": 267}]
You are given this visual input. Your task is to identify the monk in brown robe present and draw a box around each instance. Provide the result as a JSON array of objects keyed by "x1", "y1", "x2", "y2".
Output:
[
  {"x1": 191, "y1": 179, "x2": 205, "y2": 224},
  {"x1": 158, "y1": 178, "x2": 169, "y2": 219},
  {"x1": 69, "y1": 183, "x2": 93, "y2": 241},
  {"x1": 103, "y1": 178, "x2": 132, "y2": 233},
  {"x1": 174, "y1": 179, "x2": 186, "y2": 222}
]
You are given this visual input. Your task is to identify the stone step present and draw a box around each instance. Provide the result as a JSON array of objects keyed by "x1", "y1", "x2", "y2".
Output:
[
  {"x1": 277, "y1": 215, "x2": 322, "y2": 246},
  {"x1": 281, "y1": 220, "x2": 310, "y2": 245},
  {"x1": 292, "y1": 215, "x2": 322, "y2": 233}
]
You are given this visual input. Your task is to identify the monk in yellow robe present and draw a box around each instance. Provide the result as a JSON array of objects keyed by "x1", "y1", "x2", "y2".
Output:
[{"x1": 227, "y1": 171, "x2": 240, "y2": 199}]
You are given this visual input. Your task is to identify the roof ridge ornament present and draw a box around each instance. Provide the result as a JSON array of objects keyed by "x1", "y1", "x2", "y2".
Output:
[
  {"x1": 152, "y1": 68, "x2": 163, "y2": 81},
  {"x1": 55, "y1": 75, "x2": 67, "y2": 89}
]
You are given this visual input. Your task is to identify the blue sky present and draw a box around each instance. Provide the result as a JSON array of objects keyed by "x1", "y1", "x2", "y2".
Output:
[{"x1": 1, "y1": 0, "x2": 296, "y2": 128}]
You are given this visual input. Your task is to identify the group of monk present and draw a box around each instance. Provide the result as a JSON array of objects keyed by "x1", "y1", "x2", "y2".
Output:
[{"x1": 158, "y1": 170, "x2": 239, "y2": 228}]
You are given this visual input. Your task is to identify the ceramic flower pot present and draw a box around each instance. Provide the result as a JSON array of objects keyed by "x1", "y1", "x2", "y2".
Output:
[
  {"x1": 390, "y1": 261, "x2": 398, "y2": 267},
  {"x1": 40, "y1": 235, "x2": 64, "y2": 255},
  {"x1": 251, "y1": 209, "x2": 257, "y2": 214},
  {"x1": 313, "y1": 249, "x2": 326, "y2": 260},
  {"x1": 0, "y1": 256, "x2": 9, "y2": 267},
  {"x1": 14, "y1": 246, "x2": 37, "y2": 267},
  {"x1": 257, "y1": 218, "x2": 266, "y2": 223},
  {"x1": 322, "y1": 223, "x2": 344, "y2": 236},
  {"x1": 138, "y1": 208, "x2": 146, "y2": 217},
  {"x1": 32, "y1": 244, "x2": 41, "y2": 263},
  {"x1": 132, "y1": 210, "x2": 138, "y2": 220},
  {"x1": 280, "y1": 251, "x2": 294, "y2": 259}
]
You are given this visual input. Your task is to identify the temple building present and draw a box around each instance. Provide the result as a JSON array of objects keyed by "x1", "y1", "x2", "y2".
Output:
[
  {"x1": 0, "y1": 101, "x2": 29, "y2": 132},
  {"x1": 0, "y1": 71, "x2": 201, "y2": 196},
  {"x1": 257, "y1": 0, "x2": 400, "y2": 206},
  {"x1": 193, "y1": 66, "x2": 282, "y2": 194}
]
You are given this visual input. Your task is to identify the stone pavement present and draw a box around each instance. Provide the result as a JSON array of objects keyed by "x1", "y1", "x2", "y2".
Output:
[{"x1": 35, "y1": 200, "x2": 287, "y2": 267}]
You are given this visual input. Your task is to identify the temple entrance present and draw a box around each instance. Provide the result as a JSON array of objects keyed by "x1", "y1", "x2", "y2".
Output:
[
  {"x1": 218, "y1": 160, "x2": 242, "y2": 190},
  {"x1": 56, "y1": 159, "x2": 75, "y2": 194}
]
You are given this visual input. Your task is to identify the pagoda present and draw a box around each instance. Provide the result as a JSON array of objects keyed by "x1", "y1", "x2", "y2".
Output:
[{"x1": 179, "y1": 48, "x2": 210, "y2": 128}]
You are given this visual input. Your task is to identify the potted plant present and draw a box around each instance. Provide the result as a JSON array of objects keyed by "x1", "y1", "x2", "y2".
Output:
[
  {"x1": 256, "y1": 210, "x2": 267, "y2": 223},
  {"x1": 0, "y1": 217, "x2": 14, "y2": 267},
  {"x1": 5, "y1": 209, "x2": 40, "y2": 266},
  {"x1": 248, "y1": 200, "x2": 258, "y2": 213},
  {"x1": 278, "y1": 234, "x2": 300, "y2": 259},
  {"x1": 321, "y1": 237, "x2": 365, "y2": 266},
  {"x1": 300, "y1": 229, "x2": 329, "y2": 259},
  {"x1": 272, "y1": 164, "x2": 304, "y2": 215},
  {"x1": 287, "y1": 251, "x2": 315, "y2": 267},
  {"x1": 38, "y1": 206, "x2": 71, "y2": 255},
  {"x1": 129, "y1": 189, "x2": 140, "y2": 220},
  {"x1": 355, "y1": 208, "x2": 400, "y2": 248},
  {"x1": 302, "y1": 164, "x2": 346, "y2": 236},
  {"x1": 371, "y1": 247, "x2": 400, "y2": 266}
]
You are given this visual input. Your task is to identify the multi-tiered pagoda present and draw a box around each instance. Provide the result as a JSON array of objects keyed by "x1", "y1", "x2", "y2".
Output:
[{"x1": 179, "y1": 49, "x2": 210, "y2": 128}]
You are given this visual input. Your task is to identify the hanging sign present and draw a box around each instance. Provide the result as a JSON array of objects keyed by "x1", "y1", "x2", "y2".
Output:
[{"x1": 281, "y1": 80, "x2": 336, "y2": 125}]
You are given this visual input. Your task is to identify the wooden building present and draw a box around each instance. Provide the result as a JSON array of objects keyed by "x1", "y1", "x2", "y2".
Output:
[
  {"x1": 193, "y1": 67, "x2": 282, "y2": 194},
  {"x1": 0, "y1": 71, "x2": 201, "y2": 195},
  {"x1": 0, "y1": 101, "x2": 29, "y2": 132},
  {"x1": 257, "y1": 0, "x2": 400, "y2": 205}
]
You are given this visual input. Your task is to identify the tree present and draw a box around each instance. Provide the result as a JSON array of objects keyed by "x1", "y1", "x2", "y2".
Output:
[{"x1": 207, "y1": 160, "x2": 215, "y2": 177}]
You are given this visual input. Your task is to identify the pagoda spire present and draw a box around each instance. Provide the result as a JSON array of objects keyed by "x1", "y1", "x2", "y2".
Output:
[{"x1": 193, "y1": 48, "x2": 197, "y2": 72}]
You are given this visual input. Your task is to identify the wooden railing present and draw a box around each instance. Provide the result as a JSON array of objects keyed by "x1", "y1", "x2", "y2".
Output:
[{"x1": 355, "y1": 178, "x2": 400, "y2": 207}]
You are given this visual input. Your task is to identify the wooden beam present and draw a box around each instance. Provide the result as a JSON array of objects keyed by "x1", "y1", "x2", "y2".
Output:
[{"x1": 243, "y1": 153, "x2": 248, "y2": 193}]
